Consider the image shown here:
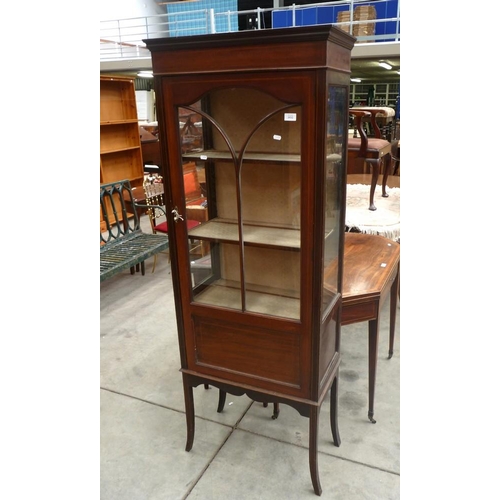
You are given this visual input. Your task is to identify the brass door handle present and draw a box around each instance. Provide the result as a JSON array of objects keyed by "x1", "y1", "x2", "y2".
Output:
[{"x1": 172, "y1": 208, "x2": 184, "y2": 223}]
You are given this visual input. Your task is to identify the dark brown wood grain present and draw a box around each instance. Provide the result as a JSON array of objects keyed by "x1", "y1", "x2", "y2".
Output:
[{"x1": 146, "y1": 26, "x2": 356, "y2": 496}]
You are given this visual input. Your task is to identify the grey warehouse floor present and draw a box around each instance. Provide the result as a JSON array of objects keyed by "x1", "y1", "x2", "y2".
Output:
[{"x1": 100, "y1": 237, "x2": 400, "y2": 499}]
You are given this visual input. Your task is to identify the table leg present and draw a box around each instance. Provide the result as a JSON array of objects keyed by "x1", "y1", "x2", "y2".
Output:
[
  {"x1": 388, "y1": 263, "x2": 400, "y2": 359},
  {"x1": 368, "y1": 316, "x2": 380, "y2": 423}
]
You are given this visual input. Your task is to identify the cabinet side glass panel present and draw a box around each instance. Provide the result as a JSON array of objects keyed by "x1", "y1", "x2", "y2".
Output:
[{"x1": 322, "y1": 86, "x2": 346, "y2": 315}]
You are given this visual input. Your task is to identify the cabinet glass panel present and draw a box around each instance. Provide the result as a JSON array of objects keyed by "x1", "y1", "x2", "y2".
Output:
[
  {"x1": 322, "y1": 85, "x2": 346, "y2": 315},
  {"x1": 180, "y1": 88, "x2": 301, "y2": 320}
]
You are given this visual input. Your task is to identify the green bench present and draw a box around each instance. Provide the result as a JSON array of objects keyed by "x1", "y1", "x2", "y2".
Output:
[{"x1": 100, "y1": 179, "x2": 169, "y2": 282}]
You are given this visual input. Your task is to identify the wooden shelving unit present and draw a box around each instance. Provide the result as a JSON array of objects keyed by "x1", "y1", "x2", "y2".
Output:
[
  {"x1": 100, "y1": 75, "x2": 144, "y2": 188},
  {"x1": 100, "y1": 75, "x2": 144, "y2": 229}
]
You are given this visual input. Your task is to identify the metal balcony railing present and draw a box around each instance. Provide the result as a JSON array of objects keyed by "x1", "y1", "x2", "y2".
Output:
[{"x1": 100, "y1": 0, "x2": 400, "y2": 62}]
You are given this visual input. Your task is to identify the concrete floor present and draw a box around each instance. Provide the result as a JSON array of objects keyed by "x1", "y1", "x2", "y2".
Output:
[{"x1": 100, "y1": 236, "x2": 400, "y2": 499}]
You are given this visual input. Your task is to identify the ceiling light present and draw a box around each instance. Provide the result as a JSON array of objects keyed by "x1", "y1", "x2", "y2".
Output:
[
  {"x1": 378, "y1": 62, "x2": 392, "y2": 70},
  {"x1": 350, "y1": 78, "x2": 361, "y2": 83}
]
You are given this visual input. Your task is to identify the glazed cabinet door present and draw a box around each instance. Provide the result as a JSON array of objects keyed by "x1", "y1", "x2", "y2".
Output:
[{"x1": 162, "y1": 72, "x2": 316, "y2": 396}]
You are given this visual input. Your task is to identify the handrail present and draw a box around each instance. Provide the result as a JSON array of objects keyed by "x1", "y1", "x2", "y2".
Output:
[{"x1": 100, "y1": 0, "x2": 400, "y2": 62}]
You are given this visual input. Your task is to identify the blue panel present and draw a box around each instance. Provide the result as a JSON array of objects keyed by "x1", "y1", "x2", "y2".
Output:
[
  {"x1": 272, "y1": 10, "x2": 291, "y2": 28},
  {"x1": 317, "y1": 6, "x2": 334, "y2": 24},
  {"x1": 272, "y1": 9, "x2": 301, "y2": 27},
  {"x1": 358, "y1": 0, "x2": 398, "y2": 41},
  {"x1": 384, "y1": 0, "x2": 399, "y2": 40},
  {"x1": 301, "y1": 7, "x2": 318, "y2": 27},
  {"x1": 387, "y1": 0, "x2": 398, "y2": 17},
  {"x1": 368, "y1": 2, "x2": 384, "y2": 36},
  {"x1": 384, "y1": 22, "x2": 397, "y2": 38},
  {"x1": 271, "y1": 1, "x2": 399, "y2": 39},
  {"x1": 294, "y1": 10, "x2": 304, "y2": 27},
  {"x1": 272, "y1": 9, "x2": 307, "y2": 28}
]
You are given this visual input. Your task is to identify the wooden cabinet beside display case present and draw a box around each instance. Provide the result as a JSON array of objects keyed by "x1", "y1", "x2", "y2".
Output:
[
  {"x1": 100, "y1": 75, "x2": 144, "y2": 228},
  {"x1": 145, "y1": 25, "x2": 355, "y2": 496}
]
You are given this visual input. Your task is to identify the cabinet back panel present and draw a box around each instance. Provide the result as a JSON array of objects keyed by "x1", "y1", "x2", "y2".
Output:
[
  {"x1": 209, "y1": 89, "x2": 301, "y2": 154},
  {"x1": 221, "y1": 244, "x2": 300, "y2": 294},
  {"x1": 216, "y1": 162, "x2": 300, "y2": 228},
  {"x1": 192, "y1": 316, "x2": 301, "y2": 388}
]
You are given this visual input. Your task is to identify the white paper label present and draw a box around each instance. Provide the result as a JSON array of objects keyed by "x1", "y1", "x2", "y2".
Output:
[
  {"x1": 284, "y1": 113, "x2": 297, "y2": 122},
  {"x1": 200, "y1": 155, "x2": 208, "y2": 160},
  {"x1": 273, "y1": 134, "x2": 282, "y2": 141}
]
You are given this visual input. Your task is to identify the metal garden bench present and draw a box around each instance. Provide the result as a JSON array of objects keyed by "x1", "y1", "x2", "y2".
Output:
[{"x1": 100, "y1": 179, "x2": 169, "y2": 282}]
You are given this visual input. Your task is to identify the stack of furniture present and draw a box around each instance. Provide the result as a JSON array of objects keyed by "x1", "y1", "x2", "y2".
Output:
[{"x1": 337, "y1": 5, "x2": 377, "y2": 40}]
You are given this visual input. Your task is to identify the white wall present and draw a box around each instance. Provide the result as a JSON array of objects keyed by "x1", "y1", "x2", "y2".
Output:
[{"x1": 100, "y1": 0, "x2": 165, "y2": 21}]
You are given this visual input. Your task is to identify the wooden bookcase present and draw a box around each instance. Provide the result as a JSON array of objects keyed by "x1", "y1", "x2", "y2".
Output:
[
  {"x1": 100, "y1": 75, "x2": 144, "y2": 227},
  {"x1": 100, "y1": 75, "x2": 143, "y2": 187},
  {"x1": 145, "y1": 25, "x2": 355, "y2": 496}
]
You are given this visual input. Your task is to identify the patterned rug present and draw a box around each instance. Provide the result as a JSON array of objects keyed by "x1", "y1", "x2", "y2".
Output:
[{"x1": 345, "y1": 184, "x2": 400, "y2": 242}]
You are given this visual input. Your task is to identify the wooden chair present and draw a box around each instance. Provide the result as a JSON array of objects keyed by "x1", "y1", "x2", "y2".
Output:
[
  {"x1": 348, "y1": 109, "x2": 393, "y2": 211},
  {"x1": 391, "y1": 139, "x2": 400, "y2": 176},
  {"x1": 182, "y1": 162, "x2": 210, "y2": 256},
  {"x1": 143, "y1": 165, "x2": 209, "y2": 272},
  {"x1": 143, "y1": 181, "x2": 171, "y2": 272}
]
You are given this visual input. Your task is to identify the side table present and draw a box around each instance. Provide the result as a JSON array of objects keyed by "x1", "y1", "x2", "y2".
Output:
[{"x1": 339, "y1": 232, "x2": 400, "y2": 423}]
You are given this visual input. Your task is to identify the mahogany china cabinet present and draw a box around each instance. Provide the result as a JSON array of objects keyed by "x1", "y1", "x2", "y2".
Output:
[{"x1": 145, "y1": 25, "x2": 355, "y2": 496}]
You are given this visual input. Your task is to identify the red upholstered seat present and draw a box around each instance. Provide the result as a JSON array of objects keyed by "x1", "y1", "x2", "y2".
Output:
[
  {"x1": 348, "y1": 137, "x2": 391, "y2": 153},
  {"x1": 154, "y1": 219, "x2": 200, "y2": 234}
]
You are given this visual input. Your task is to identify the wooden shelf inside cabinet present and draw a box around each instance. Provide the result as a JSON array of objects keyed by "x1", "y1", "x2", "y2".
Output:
[
  {"x1": 188, "y1": 219, "x2": 300, "y2": 249},
  {"x1": 193, "y1": 279, "x2": 301, "y2": 320},
  {"x1": 183, "y1": 150, "x2": 301, "y2": 163}
]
